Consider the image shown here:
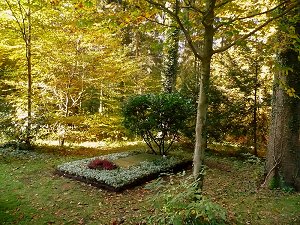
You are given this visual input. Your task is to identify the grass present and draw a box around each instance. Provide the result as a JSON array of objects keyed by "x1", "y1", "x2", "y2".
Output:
[{"x1": 0, "y1": 142, "x2": 299, "y2": 224}]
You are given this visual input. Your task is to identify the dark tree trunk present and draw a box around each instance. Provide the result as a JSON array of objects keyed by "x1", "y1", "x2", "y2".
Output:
[
  {"x1": 25, "y1": 3, "x2": 32, "y2": 147},
  {"x1": 26, "y1": 15, "x2": 32, "y2": 146},
  {"x1": 163, "y1": 27, "x2": 179, "y2": 93},
  {"x1": 265, "y1": 10, "x2": 300, "y2": 190},
  {"x1": 265, "y1": 70, "x2": 300, "y2": 190},
  {"x1": 253, "y1": 60, "x2": 258, "y2": 156},
  {"x1": 162, "y1": 2, "x2": 180, "y2": 93}
]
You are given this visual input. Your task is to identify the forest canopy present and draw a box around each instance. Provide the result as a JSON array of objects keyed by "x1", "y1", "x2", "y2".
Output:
[{"x1": 1, "y1": 0, "x2": 289, "y2": 150}]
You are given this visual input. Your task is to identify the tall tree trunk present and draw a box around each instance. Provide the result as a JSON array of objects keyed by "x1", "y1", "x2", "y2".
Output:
[
  {"x1": 25, "y1": 0, "x2": 32, "y2": 147},
  {"x1": 253, "y1": 60, "x2": 258, "y2": 156},
  {"x1": 193, "y1": 0, "x2": 215, "y2": 188},
  {"x1": 265, "y1": 8, "x2": 300, "y2": 190},
  {"x1": 162, "y1": 2, "x2": 180, "y2": 93},
  {"x1": 193, "y1": 58, "x2": 210, "y2": 188},
  {"x1": 162, "y1": 27, "x2": 179, "y2": 93},
  {"x1": 134, "y1": 30, "x2": 140, "y2": 58},
  {"x1": 99, "y1": 85, "x2": 104, "y2": 114},
  {"x1": 265, "y1": 68, "x2": 300, "y2": 190}
]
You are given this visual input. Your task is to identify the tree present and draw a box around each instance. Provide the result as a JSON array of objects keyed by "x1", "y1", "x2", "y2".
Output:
[
  {"x1": 3, "y1": 0, "x2": 33, "y2": 146},
  {"x1": 214, "y1": 40, "x2": 273, "y2": 153},
  {"x1": 135, "y1": 0, "x2": 299, "y2": 188},
  {"x1": 1, "y1": 0, "x2": 163, "y2": 144},
  {"x1": 0, "y1": 47, "x2": 18, "y2": 142},
  {"x1": 35, "y1": 2, "x2": 144, "y2": 144},
  {"x1": 264, "y1": 5, "x2": 300, "y2": 191}
]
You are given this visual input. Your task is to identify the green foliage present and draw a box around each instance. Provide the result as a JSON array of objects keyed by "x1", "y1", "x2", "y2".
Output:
[
  {"x1": 179, "y1": 42, "x2": 272, "y2": 149},
  {"x1": 241, "y1": 152, "x2": 262, "y2": 164},
  {"x1": 180, "y1": 80, "x2": 246, "y2": 142},
  {"x1": 148, "y1": 175, "x2": 228, "y2": 225},
  {"x1": 269, "y1": 174, "x2": 296, "y2": 193},
  {"x1": 122, "y1": 93, "x2": 195, "y2": 155}
]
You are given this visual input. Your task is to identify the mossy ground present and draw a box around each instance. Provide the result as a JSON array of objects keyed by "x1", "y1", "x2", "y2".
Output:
[{"x1": 0, "y1": 142, "x2": 299, "y2": 224}]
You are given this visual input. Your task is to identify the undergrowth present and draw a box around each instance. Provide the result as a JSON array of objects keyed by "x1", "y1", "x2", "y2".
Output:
[
  {"x1": 147, "y1": 175, "x2": 228, "y2": 225},
  {"x1": 0, "y1": 142, "x2": 300, "y2": 224}
]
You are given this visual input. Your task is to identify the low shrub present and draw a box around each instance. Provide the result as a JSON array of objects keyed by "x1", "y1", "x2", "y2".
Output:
[
  {"x1": 147, "y1": 175, "x2": 228, "y2": 225},
  {"x1": 122, "y1": 93, "x2": 195, "y2": 155},
  {"x1": 87, "y1": 158, "x2": 117, "y2": 170}
]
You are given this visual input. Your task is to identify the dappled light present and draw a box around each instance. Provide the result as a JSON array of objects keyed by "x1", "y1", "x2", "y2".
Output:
[{"x1": 0, "y1": 0, "x2": 299, "y2": 224}]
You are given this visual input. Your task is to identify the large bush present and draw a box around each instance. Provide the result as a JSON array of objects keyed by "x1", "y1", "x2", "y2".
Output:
[{"x1": 122, "y1": 93, "x2": 195, "y2": 155}]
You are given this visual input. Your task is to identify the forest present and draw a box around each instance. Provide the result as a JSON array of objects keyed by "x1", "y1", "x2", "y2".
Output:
[{"x1": 0, "y1": 0, "x2": 299, "y2": 224}]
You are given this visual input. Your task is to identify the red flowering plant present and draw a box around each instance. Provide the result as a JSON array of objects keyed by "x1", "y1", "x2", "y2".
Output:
[{"x1": 87, "y1": 158, "x2": 118, "y2": 170}]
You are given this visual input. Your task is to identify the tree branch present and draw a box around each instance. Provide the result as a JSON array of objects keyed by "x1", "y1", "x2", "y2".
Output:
[
  {"x1": 147, "y1": 130, "x2": 161, "y2": 150},
  {"x1": 142, "y1": 132, "x2": 157, "y2": 154},
  {"x1": 182, "y1": 0, "x2": 204, "y2": 14},
  {"x1": 260, "y1": 155, "x2": 281, "y2": 188},
  {"x1": 140, "y1": 14, "x2": 177, "y2": 28},
  {"x1": 215, "y1": 0, "x2": 233, "y2": 9},
  {"x1": 213, "y1": 1, "x2": 300, "y2": 54},
  {"x1": 4, "y1": 0, "x2": 27, "y2": 42},
  {"x1": 165, "y1": 134, "x2": 177, "y2": 154},
  {"x1": 145, "y1": 0, "x2": 203, "y2": 60},
  {"x1": 214, "y1": 0, "x2": 289, "y2": 31}
]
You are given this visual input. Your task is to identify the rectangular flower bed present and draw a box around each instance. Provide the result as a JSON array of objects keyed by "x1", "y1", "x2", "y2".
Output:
[{"x1": 56, "y1": 151, "x2": 191, "y2": 192}]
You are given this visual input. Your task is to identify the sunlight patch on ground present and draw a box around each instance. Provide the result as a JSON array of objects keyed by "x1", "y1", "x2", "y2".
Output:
[{"x1": 35, "y1": 140, "x2": 144, "y2": 148}]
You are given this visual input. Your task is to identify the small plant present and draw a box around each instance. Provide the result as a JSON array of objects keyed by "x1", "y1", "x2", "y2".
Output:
[
  {"x1": 241, "y1": 152, "x2": 261, "y2": 164},
  {"x1": 87, "y1": 158, "x2": 118, "y2": 170},
  {"x1": 148, "y1": 175, "x2": 228, "y2": 225},
  {"x1": 269, "y1": 174, "x2": 295, "y2": 193}
]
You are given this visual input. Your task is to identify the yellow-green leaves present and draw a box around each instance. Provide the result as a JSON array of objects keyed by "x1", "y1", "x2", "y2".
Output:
[{"x1": 286, "y1": 87, "x2": 296, "y2": 97}]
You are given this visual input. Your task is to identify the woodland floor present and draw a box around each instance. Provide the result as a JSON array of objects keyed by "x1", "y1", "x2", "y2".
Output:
[{"x1": 0, "y1": 142, "x2": 299, "y2": 225}]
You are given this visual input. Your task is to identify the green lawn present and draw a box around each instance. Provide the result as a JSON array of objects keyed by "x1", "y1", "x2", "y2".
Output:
[{"x1": 0, "y1": 143, "x2": 299, "y2": 224}]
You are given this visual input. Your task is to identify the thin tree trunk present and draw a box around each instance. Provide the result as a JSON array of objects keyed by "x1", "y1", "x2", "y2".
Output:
[
  {"x1": 193, "y1": 58, "x2": 210, "y2": 188},
  {"x1": 135, "y1": 30, "x2": 140, "y2": 58},
  {"x1": 99, "y1": 85, "x2": 104, "y2": 114},
  {"x1": 192, "y1": 0, "x2": 215, "y2": 189},
  {"x1": 59, "y1": 88, "x2": 70, "y2": 147},
  {"x1": 253, "y1": 60, "x2": 258, "y2": 156},
  {"x1": 25, "y1": 0, "x2": 32, "y2": 147}
]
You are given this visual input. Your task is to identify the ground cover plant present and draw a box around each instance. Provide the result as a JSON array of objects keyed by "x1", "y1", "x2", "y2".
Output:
[
  {"x1": 0, "y1": 142, "x2": 300, "y2": 225},
  {"x1": 56, "y1": 151, "x2": 190, "y2": 191}
]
